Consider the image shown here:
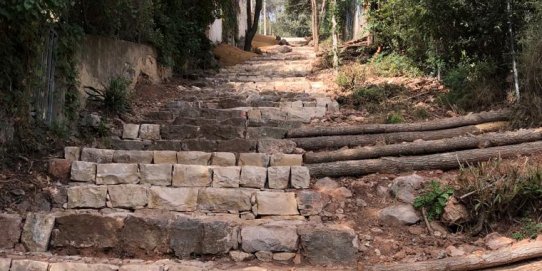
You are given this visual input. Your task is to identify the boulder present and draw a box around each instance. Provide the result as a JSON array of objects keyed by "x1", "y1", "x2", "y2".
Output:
[
  {"x1": 256, "y1": 191, "x2": 299, "y2": 216},
  {"x1": 148, "y1": 187, "x2": 198, "y2": 212},
  {"x1": 484, "y1": 232, "x2": 514, "y2": 250},
  {"x1": 390, "y1": 174, "x2": 425, "y2": 204},
  {"x1": 379, "y1": 204, "x2": 420, "y2": 225},
  {"x1": 21, "y1": 213, "x2": 55, "y2": 252},
  {"x1": 442, "y1": 197, "x2": 470, "y2": 225},
  {"x1": 240, "y1": 166, "x2": 267, "y2": 188},
  {"x1": 297, "y1": 191, "x2": 328, "y2": 216},
  {"x1": 314, "y1": 177, "x2": 339, "y2": 190},
  {"x1": 172, "y1": 165, "x2": 212, "y2": 187}
]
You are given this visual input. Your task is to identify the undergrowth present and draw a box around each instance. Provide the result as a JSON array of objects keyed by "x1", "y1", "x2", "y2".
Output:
[
  {"x1": 86, "y1": 77, "x2": 132, "y2": 115},
  {"x1": 413, "y1": 181, "x2": 455, "y2": 221}
]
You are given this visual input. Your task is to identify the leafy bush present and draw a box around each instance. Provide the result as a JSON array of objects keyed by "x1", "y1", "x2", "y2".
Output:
[
  {"x1": 413, "y1": 181, "x2": 455, "y2": 221},
  {"x1": 336, "y1": 63, "x2": 367, "y2": 90},
  {"x1": 457, "y1": 159, "x2": 542, "y2": 234},
  {"x1": 369, "y1": 53, "x2": 422, "y2": 78},
  {"x1": 386, "y1": 112, "x2": 404, "y2": 124},
  {"x1": 512, "y1": 219, "x2": 542, "y2": 240}
]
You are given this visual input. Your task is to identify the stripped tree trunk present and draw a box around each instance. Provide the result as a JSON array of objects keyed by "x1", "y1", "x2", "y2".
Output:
[
  {"x1": 311, "y1": 0, "x2": 320, "y2": 52},
  {"x1": 244, "y1": 0, "x2": 263, "y2": 51}
]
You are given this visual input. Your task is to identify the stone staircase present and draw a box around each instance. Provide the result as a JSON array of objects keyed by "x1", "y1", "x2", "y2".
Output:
[{"x1": 0, "y1": 46, "x2": 360, "y2": 270}]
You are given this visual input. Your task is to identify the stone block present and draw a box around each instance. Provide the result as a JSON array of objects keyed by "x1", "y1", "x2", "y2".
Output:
[
  {"x1": 246, "y1": 127, "x2": 288, "y2": 139},
  {"x1": 255, "y1": 251, "x2": 273, "y2": 262},
  {"x1": 238, "y1": 153, "x2": 270, "y2": 167},
  {"x1": 113, "y1": 150, "x2": 153, "y2": 164},
  {"x1": 290, "y1": 166, "x2": 310, "y2": 189},
  {"x1": 169, "y1": 217, "x2": 203, "y2": 258},
  {"x1": 81, "y1": 148, "x2": 114, "y2": 163},
  {"x1": 172, "y1": 165, "x2": 212, "y2": 187},
  {"x1": 140, "y1": 164, "x2": 172, "y2": 186},
  {"x1": 256, "y1": 191, "x2": 298, "y2": 216},
  {"x1": 0, "y1": 258, "x2": 10, "y2": 271},
  {"x1": 297, "y1": 191, "x2": 328, "y2": 216},
  {"x1": 67, "y1": 185, "x2": 108, "y2": 208},
  {"x1": 51, "y1": 214, "x2": 124, "y2": 249},
  {"x1": 270, "y1": 154, "x2": 302, "y2": 166},
  {"x1": 201, "y1": 219, "x2": 239, "y2": 254},
  {"x1": 247, "y1": 109, "x2": 262, "y2": 123},
  {"x1": 64, "y1": 146, "x2": 81, "y2": 161},
  {"x1": 70, "y1": 161, "x2": 96, "y2": 182},
  {"x1": 0, "y1": 214, "x2": 21, "y2": 249},
  {"x1": 177, "y1": 151, "x2": 212, "y2": 165},
  {"x1": 48, "y1": 159, "x2": 71, "y2": 180},
  {"x1": 273, "y1": 252, "x2": 296, "y2": 261},
  {"x1": 240, "y1": 166, "x2": 267, "y2": 188},
  {"x1": 210, "y1": 152, "x2": 236, "y2": 166},
  {"x1": 197, "y1": 188, "x2": 252, "y2": 213},
  {"x1": 212, "y1": 166, "x2": 241, "y2": 188},
  {"x1": 217, "y1": 139, "x2": 257, "y2": 153},
  {"x1": 96, "y1": 164, "x2": 139, "y2": 185},
  {"x1": 139, "y1": 124, "x2": 161, "y2": 140},
  {"x1": 49, "y1": 263, "x2": 119, "y2": 271},
  {"x1": 298, "y1": 225, "x2": 359, "y2": 265},
  {"x1": 268, "y1": 166, "x2": 290, "y2": 189},
  {"x1": 10, "y1": 260, "x2": 49, "y2": 271},
  {"x1": 241, "y1": 224, "x2": 298, "y2": 252},
  {"x1": 123, "y1": 124, "x2": 140, "y2": 139},
  {"x1": 120, "y1": 264, "x2": 163, "y2": 271},
  {"x1": 257, "y1": 139, "x2": 296, "y2": 154},
  {"x1": 108, "y1": 185, "x2": 148, "y2": 209},
  {"x1": 148, "y1": 187, "x2": 198, "y2": 211},
  {"x1": 153, "y1": 151, "x2": 178, "y2": 164},
  {"x1": 21, "y1": 213, "x2": 55, "y2": 252},
  {"x1": 119, "y1": 214, "x2": 172, "y2": 256},
  {"x1": 150, "y1": 140, "x2": 182, "y2": 151}
]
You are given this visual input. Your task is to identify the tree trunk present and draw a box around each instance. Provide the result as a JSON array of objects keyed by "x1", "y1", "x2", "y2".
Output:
[
  {"x1": 263, "y1": 0, "x2": 267, "y2": 35},
  {"x1": 288, "y1": 110, "x2": 510, "y2": 138},
  {"x1": 311, "y1": 0, "x2": 319, "y2": 51},
  {"x1": 244, "y1": 0, "x2": 263, "y2": 51},
  {"x1": 366, "y1": 239, "x2": 542, "y2": 271},
  {"x1": 293, "y1": 122, "x2": 508, "y2": 151},
  {"x1": 304, "y1": 128, "x2": 542, "y2": 163},
  {"x1": 331, "y1": 0, "x2": 339, "y2": 68},
  {"x1": 307, "y1": 140, "x2": 542, "y2": 178}
]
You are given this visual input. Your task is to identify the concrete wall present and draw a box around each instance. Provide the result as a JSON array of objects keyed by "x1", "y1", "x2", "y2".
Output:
[
  {"x1": 77, "y1": 35, "x2": 170, "y2": 103},
  {"x1": 208, "y1": 18, "x2": 223, "y2": 44}
]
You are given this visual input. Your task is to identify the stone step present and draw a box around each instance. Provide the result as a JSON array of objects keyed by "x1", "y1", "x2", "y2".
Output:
[
  {"x1": 0, "y1": 255, "x2": 356, "y2": 270},
  {"x1": 0, "y1": 211, "x2": 359, "y2": 266},
  {"x1": 228, "y1": 81, "x2": 327, "y2": 93}
]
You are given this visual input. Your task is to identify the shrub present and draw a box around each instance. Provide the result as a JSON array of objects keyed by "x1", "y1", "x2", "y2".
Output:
[
  {"x1": 86, "y1": 77, "x2": 132, "y2": 114},
  {"x1": 336, "y1": 63, "x2": 367, "y2": 90},
  {"x1": 413, "y1": 181, "x2": 455, "y2": 221},
  {"x1": 457, "y1": 159, "x2": 542, "y2": 234},
  {"x1": 386, "y1": 112, "x2": 404, "y2": 124},
  {"x1": 512, "y1": 218, "x2": 542, "y2": 240},
  {"x1": 369, "y1": 53, "x2": 422, "y2": 78}
]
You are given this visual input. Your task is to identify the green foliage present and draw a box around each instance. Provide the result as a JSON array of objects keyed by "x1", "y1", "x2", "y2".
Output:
[
  {"x1": 275, "y1": 0, "x2": 311, "y2": 37},
  {"x1": 370, "y1": 53, "x2": 423, "y2": 78},
  {"x1": 86, "y1": 77, "x2": 132, "y2": 114},
  {"x1": 386, "y1": 112, "x2": 404, "y2": 124},
  {"x1": 512, "y1": 219, "x2": 542, "y2": 240},
  {"x1": 457, "y1": 159, "x2": 542, "y2": 234},
  {"x1": 413, "y1": 181, "x2": 455, "y2": 221}
]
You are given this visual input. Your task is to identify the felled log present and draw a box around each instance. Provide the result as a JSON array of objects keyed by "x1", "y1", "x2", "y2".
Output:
[
  {"x1": 307, "y1": 140, "x2": 542, "y2": 177},
  {"x1": 294, "y1": 122, "x2": 508, "y2": 151},
  {"x1": 304, "y1": 128, "x2": 542, "y2": 163},
  {"x1": 287, "y1": 110, "x2": 510, "y2": 138},
  {"x1": 367, "y1": 239, "x2": 542, "y2": 271}
]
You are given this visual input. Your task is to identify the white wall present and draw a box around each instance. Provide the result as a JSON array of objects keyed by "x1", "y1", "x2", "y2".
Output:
[{"x1": 208, "y1": 18, "x2": 223, "y2": 44}]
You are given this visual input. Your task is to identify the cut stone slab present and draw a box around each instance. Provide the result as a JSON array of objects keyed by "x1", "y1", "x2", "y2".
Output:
[
  {"x1": 81, "y1": 148, "x2": 114, "y2": 163},
  {"x1": 67, "y1": 185, "x2": 108, "y2": 208},
  {"x1": 256, "y1": 191, "x2": 299, "y2": 216},
  {"x1": 123, "y1": 124, "x2": 140, "y2": 139},
  {"x1": 10, "y1": 260, "x2": 49, "y2": 271},
  {"x1": 0, "y1": 213, "x2": 22, "y2": 249},
  {"x1": 177, "y1": 151, "x2": 212, "y2": 165},
  {"x1": 268, "y1": 166, "x2": 290, "y2": 189},
  {"x1": 113, "y1": 150, "x2": 153, "y2": 164},
  {"x1": 240, "y1": 166, "x2": 267, "y2": 188},
  {"x1": 140, "y1": 164, "x2": 172, "y2": 186},
  {"x1": 21, "y1": 213, "x2": 55, "y2": 252},
  {"x1": 298, "y1": 225, "x2": 359, "y2": 265},
  {"x1": 119, "y1": 213, "x2": 172, "y2": 256},
  {"x1": 154, "y1": 151, "x2": 178, "y2": 164},
  {"x1": 198, "y1": 188, "x2": 252, "y2": 213},
  {"x1": 64, "y1": 146, "x2": 81, "y2": 161},
  {"x1": 108, "y1": 184, "x2": 148, "y2": 209},
  {"x1": 379, "y1": 204, "x2": 421, "y2": 225},
  {"x1": 120, "y1": 264, "x2": 163, "y2": 271},
  {"x1": 238, "y1": 153, "x2": 270, "y2": 167},
  {"x1": 70, "y1": 161, "x2": 96, "y2": 182},
  {"x1": 270, "y1": 154, "x2": 302, "y2": 166},
  {"x1": 255, "y1": 251, "x2": 273, "y2": 262},
  {"x1": 49, "y1": 263, "x2": 119, "y2": 271},
  {"x1": 169, "y1": 217, "x2": 203, "y2": 258},
  {"x1": 297, "y1": 190, "x2": 328, "y2": 216},
  {"x1": 273, "y1": 252, "x2": 296, "y2": 261},
  {"x1": 48, "y1": 159, "x2": 71, "y2": 181},
  {"x1": 201, "y1": 219, "x2": 239, "y2": 254},
  {"x1": 257, "y1": 139, "x2": 296, "y2": 154},
  {"x1": 212, "y1": 166, "x2": 241, "y2": 188},
  {"x1": 241, "y1": 224, "x2": 298, "y2": 252},
  {"x1": 290, "y1": 166, "x2": 310, "y2": 189},
  {"x1": 139, "y1": 124, "x2": 161, "y2": 140},
  {"x1": 148, "y1": 187, "x2": 198, "y2": 211},
  {"x1": 0, "y1": 258, "x2": 11, "y2": 271},
  {"x1": 230, "y1": 251, "x2": 255, "y2": 262},
  {"x1": 51, "y1": 214, "x2": 123, "y2": 249},
  {"x1": 96, "y1": 164, "x2": 139, "y2": 185},
  {"x1": 211, "y1": 152, "x2": 236, "y2": 166},
  {"x1": 172, "y1": 165, "x2": 212, "y2": 187}
]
